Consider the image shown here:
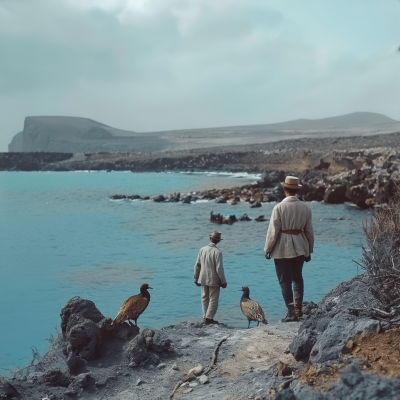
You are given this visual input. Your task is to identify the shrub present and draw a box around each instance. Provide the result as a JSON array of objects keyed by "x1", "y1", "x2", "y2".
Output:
[{"x1": 358, "y1": 189, "x2": 400, "y2": 305}]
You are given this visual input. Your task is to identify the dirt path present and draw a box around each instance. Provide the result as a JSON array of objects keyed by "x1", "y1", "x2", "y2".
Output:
[{"x1": 219, "y1": 326, "x2": 296, "y2": 380}]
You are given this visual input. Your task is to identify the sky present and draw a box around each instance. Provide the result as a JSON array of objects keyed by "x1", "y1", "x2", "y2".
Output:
[{"x1": 0, "y1": 0, "x2": 399, "y2": 151}]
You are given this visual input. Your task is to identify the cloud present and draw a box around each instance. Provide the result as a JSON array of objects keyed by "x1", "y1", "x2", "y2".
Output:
[{"x1": 0, "y1": 0, "x2": 399, "y2": 151}]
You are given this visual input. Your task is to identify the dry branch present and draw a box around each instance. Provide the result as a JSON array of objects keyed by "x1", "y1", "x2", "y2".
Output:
[{"x1": 169, "y1": 336, "x2": 229, "y2": 400}]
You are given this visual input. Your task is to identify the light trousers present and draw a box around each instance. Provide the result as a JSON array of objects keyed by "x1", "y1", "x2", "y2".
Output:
[{"x1": 201, "y1": 285, "x2": 220, "y2": 319}]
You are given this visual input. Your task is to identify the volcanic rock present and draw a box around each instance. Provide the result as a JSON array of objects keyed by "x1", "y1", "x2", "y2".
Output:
[
  {"x1": 43, "y1": 369, "x2": 70, "y2": 387},
  {"x1": 346, "y1": 184, "x2": 371, "y2": 208},
  {"x1": 323, "y1": 185, "x2": 347, "y2": 204},
  {"x1": 0, "y1": 376, "x2": 19, "y2": 398},
  {"x1": 60, "y1": 297, "x2": 104, "y2": 335}
]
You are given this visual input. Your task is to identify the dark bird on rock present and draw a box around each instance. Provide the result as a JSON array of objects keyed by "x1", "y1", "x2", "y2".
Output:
[
  {"x1": 112, "y1": 283, "x2": 152, "y2": 326},
  {"x1": 239, "y1": 286, "x2": 268, "y2": 328}
]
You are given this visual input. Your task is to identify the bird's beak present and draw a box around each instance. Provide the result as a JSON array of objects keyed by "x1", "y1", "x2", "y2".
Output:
[
  {"x1": 238, "y1": 289, "x2": 243, "y2": 291},
  {"x1": 148, "y1": 287, "x2": 153, "y2": 289}
]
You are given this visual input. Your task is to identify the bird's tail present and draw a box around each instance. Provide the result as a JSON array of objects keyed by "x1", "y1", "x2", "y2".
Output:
[{"x1": 112, "y1": 312, "x2": 124, "y2": 326}]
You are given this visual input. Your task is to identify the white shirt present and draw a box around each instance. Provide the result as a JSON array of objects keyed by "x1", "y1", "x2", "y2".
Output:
[
  {"x1": 194, "y1": 243, "x2": 227, "y2": 287},
  {"x1": 264, "y1": 197, "x2": 314, "y2": 259}
]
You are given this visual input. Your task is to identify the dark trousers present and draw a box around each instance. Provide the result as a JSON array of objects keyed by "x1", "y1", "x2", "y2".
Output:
[{"x1": 274, "y1": 255, "x2": 304, "y2": 306}]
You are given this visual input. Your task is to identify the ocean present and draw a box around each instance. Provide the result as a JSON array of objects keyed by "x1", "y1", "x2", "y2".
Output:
[{"x1": 0, "y1": 171, "x2": 367, "y2": 373}]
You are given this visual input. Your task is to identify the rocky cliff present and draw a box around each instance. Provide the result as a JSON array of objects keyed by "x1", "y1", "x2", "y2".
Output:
[{"x1": 8, "y1": 116, "x2": 169, "y2": 153}]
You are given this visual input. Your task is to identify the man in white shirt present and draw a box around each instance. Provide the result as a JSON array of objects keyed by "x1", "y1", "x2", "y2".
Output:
[
  {"x1": 264, "y1": 176, "x2": 314, "y2": 322},
  {"x1": 194, "y1": 231, "x2": 227, "y2": 325}
]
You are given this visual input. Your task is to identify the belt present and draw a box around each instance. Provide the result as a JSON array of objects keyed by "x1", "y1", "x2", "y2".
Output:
[{"x1": 282, "y1": 229, "x2": 303, "y2": 235}]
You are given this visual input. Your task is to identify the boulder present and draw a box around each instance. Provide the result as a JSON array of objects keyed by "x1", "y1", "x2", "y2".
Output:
[
  {"x1": 97, "y1": 317, "x2": 138, "y2": 341},
  {"x1": 60, "y1": 297, "x2": 104, "y2": 335},
  {"x1": 61, "y1": 297, "x2": 138, "y2": 375},
  {"x1": 290, "y1": 276, "x2": 383, "y2": 364},
  {"x1": 125, "y1": 333, "x2": 150, "y2": 364},
  {"x1": 346, "y1": 184, "x2": 371, "y2": 208},
  {"x1": 0, "y1": 376, "x2": 19, "y2": 398},
  {"x1": 323, "y1": 185, "x2": 347, "y2": 204},
  {"x1": 238, "y1": 214, "x2": 251, "y2": 221},
  {"x1": 251, "y1": 201, "x2": 262, "y2": 208},
  {"x1": 66, "y1": 352, "x2": 86, "y2": 375},
  {"x1": 259, "y1": 171, "x2": 273, "y2": 187},
  {"x1": 181, "y1": 195, "x2": 192, "y2": 204},
  {"x1": 375, "y1": 179, "x2": 397, "y2": 204},
  {"x1": 289, "y1": 328, "x2": 318, "y2": 361},
  {"x1": 73, "y1": 373, "x2": 91, "y2": 388},
  {"x1": 43, "y1": 369, "x2": 70, "y2": 387},
  {"x1": 300, "y1": 184, "x2": 325, "y2": 202},
  {"x1": 302, "y1": 301, "x2": 318, "y2": 316},
  {"x1": 149, "y1": 331, "x2": 172, "y2": 353},
  {"x1": 309, "y1": 315, "x2": 379, "y2": 363},
  {"x1": 125, "y1": 328, "x2": 171, "y2": 363},
  {"x1": 66, "y1": 314, "x2": 101, "y2": 360},
  {"x1": 153, "y1": 195, "x2": 165, "y2": 202}
]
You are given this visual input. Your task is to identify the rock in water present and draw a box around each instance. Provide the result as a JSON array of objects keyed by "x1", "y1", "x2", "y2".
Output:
[
  {"x1": 112, "y1": 283, "x2": 152, "y2": 326},
  {"x1": 239, "y1": 286, "x2": 268, "y2": 328}
]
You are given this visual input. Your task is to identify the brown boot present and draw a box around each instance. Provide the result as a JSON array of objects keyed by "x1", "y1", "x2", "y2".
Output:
[
  {"x1": 294, "y1": 292, "x2": 303, "y2": 317},
  {"x1": 281, "y1": 304, "x2": 298, "y2": 322},
  {"x1": 204, "y1": 318, "x2": 219, "y2": 325}
]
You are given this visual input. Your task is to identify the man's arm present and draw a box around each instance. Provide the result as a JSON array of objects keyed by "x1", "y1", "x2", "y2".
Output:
[
  {"x1": 194, "y1": 250, "x2": 202, "y2": 286},
  {"x1": 304, "y1": 210, "x2": 314, "y2": 255},
  {"x1": 215, "y1": 251, "x2": 227, "y2": 287},
  {"x1": 264, "y1": 206, "x2": 281, "y2": 256}
]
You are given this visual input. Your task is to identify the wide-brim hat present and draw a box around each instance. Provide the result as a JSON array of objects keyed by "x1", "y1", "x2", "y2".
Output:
[
  {"x1": 209, "y1": 231, "x2": 223, "y2": 240},
  {"x1": 281, "y1": 176, "x2": 302, "y2": 189}
]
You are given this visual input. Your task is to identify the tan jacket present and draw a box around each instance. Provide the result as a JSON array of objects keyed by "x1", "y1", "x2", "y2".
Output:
[
  {"x1": 194, "y1": 243, "x2": 227, "y2": 287},
  {"x1": 264, "y1": 196, "x2": 314, "y2": 259}
]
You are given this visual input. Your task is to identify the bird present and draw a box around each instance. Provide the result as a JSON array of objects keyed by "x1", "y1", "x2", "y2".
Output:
[
  {"x1": 239, "y1": 286, "x2": 268, "y2": 328},
  {"x1": 112, "y1": 283, "x2": 152, "y2": 326}
]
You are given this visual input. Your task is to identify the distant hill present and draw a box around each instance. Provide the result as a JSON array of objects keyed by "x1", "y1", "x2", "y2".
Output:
[{"x1": 8, "y1": 112, "x2": 400, "y2": 153}]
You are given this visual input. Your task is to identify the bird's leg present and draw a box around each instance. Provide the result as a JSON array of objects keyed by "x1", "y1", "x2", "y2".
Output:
[
  {"x1": 248, "y1": 320, "x2": 251, "y2": 329},
  {"x1": 127, "y1": 319, "x2": 133, "y2": 326},
  {"x1": 257, "y1": 321, "x2": 259, "y2": 327},
  {"x1": 134, "y1": 320, "x2": 137, "y2": 326}
]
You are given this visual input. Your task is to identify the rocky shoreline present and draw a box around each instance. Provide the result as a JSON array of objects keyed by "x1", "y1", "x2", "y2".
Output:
[
  {"x1": 109, "y1": 153, "x2": 397, "y2": 209},
  {"x1": 2, "y1": 272, "x2": 400, "y2": 400},
  {"x1": 2, "y1": 132, "x2": 400, "y2": 208}
]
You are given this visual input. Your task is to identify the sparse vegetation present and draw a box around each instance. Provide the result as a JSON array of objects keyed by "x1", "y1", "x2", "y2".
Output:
[{"x1": 358, "y1": 189, "x2": 400, "y2": 306}]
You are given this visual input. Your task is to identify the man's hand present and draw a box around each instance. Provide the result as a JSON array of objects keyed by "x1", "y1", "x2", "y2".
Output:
[
  {"x1": 304, "y1": 255, "x2": 311, "y2": 263},
  {"x1": 265, "y1": 252, "x2": 272, "y2": 260},
  {"x1": 194, "y1": 281, "x2": 201, "y2": 287},
  {"x1": 221, "y1": 283, "x2": 227, "y2": 289}
]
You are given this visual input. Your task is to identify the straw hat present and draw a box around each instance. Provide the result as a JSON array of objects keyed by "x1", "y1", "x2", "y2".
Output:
[
  {"x1": 281, "y1": 176, "x2": 302, "y2": 189},
  {"x1": 209, "y1": 231, "x2": 223, "y2": 240}
]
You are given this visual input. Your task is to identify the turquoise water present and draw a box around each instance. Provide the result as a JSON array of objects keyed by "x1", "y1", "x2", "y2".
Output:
[{"x1": 0, "y1": 171, "x2": 366, "y2": 373}]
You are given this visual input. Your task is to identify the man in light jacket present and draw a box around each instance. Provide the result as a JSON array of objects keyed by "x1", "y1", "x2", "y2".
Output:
[
  {"x1": 264, "y1": 176, "x2": 314, "y2": 322},
  {"x1": 194, "y1": 231, "x2": 227, "y2": 325}
]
